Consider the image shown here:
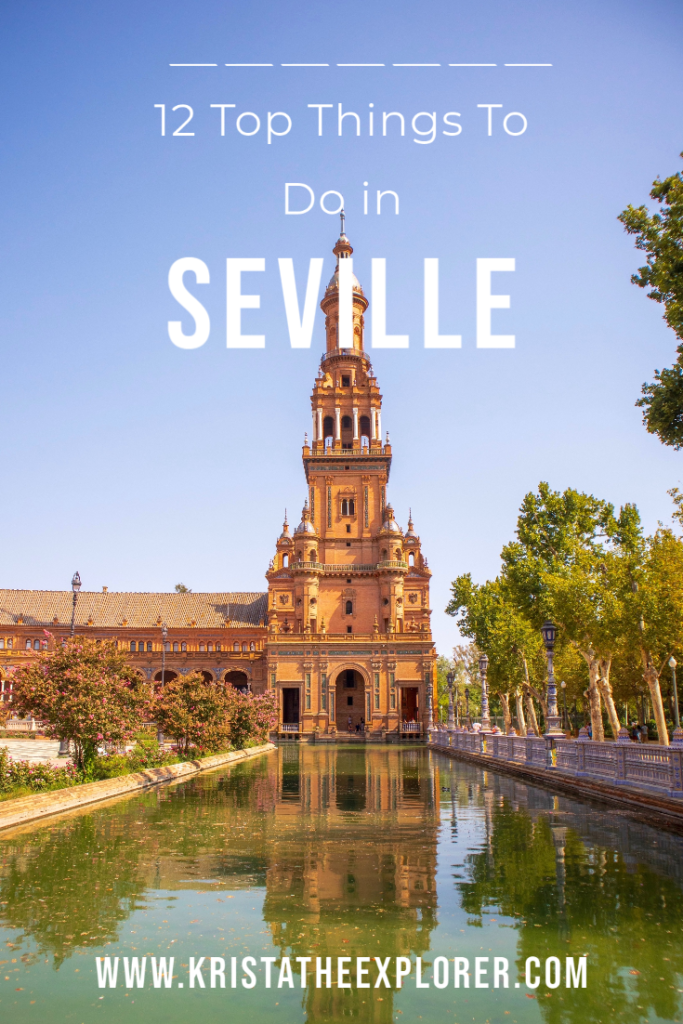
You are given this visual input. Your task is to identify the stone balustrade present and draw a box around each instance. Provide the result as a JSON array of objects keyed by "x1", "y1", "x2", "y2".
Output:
[{"x1": 430, "y1": 728, "x2": 683, "y2": 800}]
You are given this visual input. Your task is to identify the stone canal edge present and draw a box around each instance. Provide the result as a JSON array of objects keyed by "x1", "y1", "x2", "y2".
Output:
[
  {"x1": 0, "y1": 743, "x2": 276, "y2": 834},
  {"x1": 431, "y1": 741, "x2": 683, "y2": 834}
]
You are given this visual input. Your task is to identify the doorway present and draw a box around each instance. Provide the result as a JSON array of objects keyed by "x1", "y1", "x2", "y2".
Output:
[
  {"x1": 337, "y1": 669, "x2": 367, "y2": 734},
  {"x1": 282, "y1": 687, "x2": 300, "y2": 725},
  {"x1": 401, "y1": 687, "x2": 419, "y2": 722}
]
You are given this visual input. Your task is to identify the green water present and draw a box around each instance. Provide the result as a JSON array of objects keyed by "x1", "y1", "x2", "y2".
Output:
[{"x1": 0, "y1": 746, "x2": 682, "y2": 1024}]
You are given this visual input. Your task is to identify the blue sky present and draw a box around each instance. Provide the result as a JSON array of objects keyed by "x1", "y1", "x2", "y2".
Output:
[{"x1": 1, "y1": 0, "x2": 682, "y2": 655}]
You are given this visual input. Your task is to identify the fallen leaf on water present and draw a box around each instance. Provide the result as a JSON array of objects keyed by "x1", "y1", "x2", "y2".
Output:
[{"x1": 629, "y1": 970, "x2": 640, "y2": 976}]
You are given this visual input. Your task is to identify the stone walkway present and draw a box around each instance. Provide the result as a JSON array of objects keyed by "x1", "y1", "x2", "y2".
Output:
[{"x1": 0, "y1": 738, "x2": 64, "y2": 765}]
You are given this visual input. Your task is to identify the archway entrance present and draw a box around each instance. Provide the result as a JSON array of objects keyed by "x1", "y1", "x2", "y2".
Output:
[
  {"x1": 336, "y1": 668, "x2": 367, "y2": 734},
  {"x1": 225, "y1": 670, "x2": 249, "y2": 693},
  {"x1": 154, "y1": 670, "x2": 177, "y2": 685}
]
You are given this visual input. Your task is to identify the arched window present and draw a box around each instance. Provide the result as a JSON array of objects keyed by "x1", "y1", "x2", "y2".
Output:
[
  {"x1": 0, "y1": 639, "x2": 4, "y2": 649},
  {"x1": 242, "y1": 643, "x2": 248, "y2": 652},
  {"x1": 360, "y1": 414, "x2": 371, "y2": 449},
  {"x1": 173, "y1": 642, "x2": 179, "y2": 652},
  {"x1": 323, "y1": 415, "x2": 334, "y2": 439},
  {"x1": 345, "y1": 600, "x2": 353, "y2": 615},
  {"x1": 147, "y1": 641, "x2": 152, "y2": 652},
  {"x1": 296, "y1": 550, "x2": 302, "y2": 562},
  {"x1": 282, "y1": 553, "x2": 289, "y2": 568},
  {"x1": 130, "y1": 640, "x2": 136, "y2": 652},
  {"x1": 382, "y1": 548, "x2": 388, "y2": 560},
  {"x1": 408, "y1": 551, "x2": 415, "y2": 566},
  {"x1": 234, "y1": 642, "x2": 240, "y2": 652},
  {"x1": 216, "y1": 642, "x2": 221, "y2": 652},
  {"x1": 139, "y1": 641, "x2": 146, "y2": 652},
  {"x1": 341, "y1": 499, "x2": 356, "y2": 516},
  {"x1": 310, "y1": 549, "x2": 317, "y2": 562},
  {"x1": 26, "y1": 639, "x2": 32, "y2": 650},
  {"x1": 181, "y1": 641, "x2": 187, "y2": 652},
  {"x1": 207, "y1": 642, "x2": 213, "y2": 652},
  {"x1": 199, "y1": 642, "x2": 206, "y2": 652},
  {"x1": 395, "y1": 548, "x2": 402, "y2": 560},
  {"x1": 250, "y1": 641, "x2": 255, "y2": 651}
]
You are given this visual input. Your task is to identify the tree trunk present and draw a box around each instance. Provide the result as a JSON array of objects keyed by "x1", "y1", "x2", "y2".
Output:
[
  {"x1": 500, "y1": 692, "x2": 512, "y2": 733},
  {"x1": 523, "y1": 685, "x2": 540, "y2": 736},
  {"x1": 577, "y1": 649, "x2": 605, "y2": 741},
  {"x1": 529, "y1": 686, "x2": 548, "y2": 725},
  {"x1": 642, "y1": 655, "x2": 669, "y2": 746},
  {"x1": 521, "y1": 657, "x2": 541, "y2": 735},
  {"x1": 515, "y1": 690, "x2": 527, "y2": 736},
  {"x1": 585, "y1": 679, "x2": 604, "y2": 740},
  {"x1": 597, "y1": 658, "x2": 621, "y2": 740}
]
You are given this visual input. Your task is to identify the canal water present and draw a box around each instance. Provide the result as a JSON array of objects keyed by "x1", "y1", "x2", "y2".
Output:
[{"x1": 1, "y1": 746, "x2": 682, "y2": 1024}]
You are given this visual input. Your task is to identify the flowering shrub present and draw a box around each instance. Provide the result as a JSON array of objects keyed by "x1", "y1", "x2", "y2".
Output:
[
  {"x1": 91, "y1": 738, "x2": 180, "y2": 779},
  {"x1": 0, "y1": 746, "x2": 79, "y2": 794},
  {"x1": 226, "y1": 689, "x2": 277, "y2": 749},
  {"x1": 151, "y1": 673, "x2": 231, "y2": 757},
  {"x1": 11, "y1": 636, "x2": 151, "y2": 771}
]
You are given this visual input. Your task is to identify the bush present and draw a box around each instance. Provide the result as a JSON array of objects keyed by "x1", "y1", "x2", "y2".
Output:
[{"x1": 0, "y1": 746, "x2": 80, "y2": 796}]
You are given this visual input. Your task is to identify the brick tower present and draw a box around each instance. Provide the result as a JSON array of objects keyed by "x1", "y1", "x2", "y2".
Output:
[{"x1": 265, "y1": 223, "x2": 436, "y2": 740}]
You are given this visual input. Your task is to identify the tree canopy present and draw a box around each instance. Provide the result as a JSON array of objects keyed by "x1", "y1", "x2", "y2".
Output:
[{"x1": 619, "y1": 152, "x2": 683, "y2": 448}]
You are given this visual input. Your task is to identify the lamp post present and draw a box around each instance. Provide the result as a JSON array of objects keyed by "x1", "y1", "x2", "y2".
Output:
[
  {"x1": 464, "y1": 686, "x2": 470, "y2": 728},
  {"x1": 670, "y1": 656, "x2": 683, "y2": 746},
  {"x1": 426, "y1": 670, "x2": 434, "y2": 733},
  {"x1": 541, "y1": 621, "x2": 563, "y2": 735},
  {"x1": 478, "y1": 653, "x2": 491, "y2": 731},
  {"x1": 560, "y1": 680, "x2": 568, "y2": 733},
  {"x1": 160, "y1": 623, "x2": 168, "y2": 685},
  {"x1": 70, "y1": 571, "x2": 81, "y2": 636},
  {"x1": 447, "y1": 671, "x2": 456, "y2": 731}
]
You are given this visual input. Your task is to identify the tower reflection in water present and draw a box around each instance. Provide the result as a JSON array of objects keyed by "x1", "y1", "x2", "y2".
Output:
[
  {"x1": 265, "y1": 746, "x2": 439, "y2": 1022},
  {"x1": 2, "y1": 748, "x2": 683, "y2": 1024}
]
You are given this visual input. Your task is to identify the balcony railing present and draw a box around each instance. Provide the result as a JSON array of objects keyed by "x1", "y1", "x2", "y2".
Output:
[
  {"x1": 401, "y1": 722, "x2": 421, "y2": 732},
  {"x1": 305, "y1": 446, "x2": 389, "y2": 457},
  {"x1": 430, "y1": 728, "x2": 683, "y2": 800},
  {"x1": 280, "y1": 722, "x2": 300, "y2": 732},
  {"x1": 287, "y1": 561, "x2": 408, "y2": 573}
]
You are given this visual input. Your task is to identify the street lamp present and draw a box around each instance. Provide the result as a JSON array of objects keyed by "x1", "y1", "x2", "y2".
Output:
[
  {"x1": 426, "y1": 669, "x2": 434, "y2": 732},
  {"x1": 478, "y1": 652, "x2": 491, "y2": 731},
  {"x1": 464, "y1": 686, "x2": 471, "y2": 728},
  {"x1": 541, "y1": 621, "x2": 563, "y2": 734},
  {"x1": 560, "y1": 680, "x2": 568, "y2": 733},
  {"x1": 161, "y1": 622, "x2": 168, "y2": 684},
  {"x1": 446, "y1": 671, "x2": 456, "y2": 731},
  {"x1": 669, "y1": 656, "x2": 682, "y2": 745},
  {"x1": 70, "y1": 571, "x2": 81, "y2": 636}
]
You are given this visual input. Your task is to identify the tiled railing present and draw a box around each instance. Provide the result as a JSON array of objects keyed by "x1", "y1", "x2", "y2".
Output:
[
  {"x1": 402, "y1": 722, "x2": 421, "y2": 733},
  {"x1": 280, "y1": 723, "x2": 300, "y2": 732},
  {"x1": 430, "y1": 728, "x2": 683, "y2": 800}
]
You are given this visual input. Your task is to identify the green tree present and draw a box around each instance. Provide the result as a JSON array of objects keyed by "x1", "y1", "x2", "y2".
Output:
[
  {"x1": 152, "y1": 671, "x2": 230, "y2": 756},
  {"x1": 618, "y1": 153, "x2": 683, "y2": 448},
  {"x1": 11, "y1": 636, "x2": 149, "y2": 770},
  {"x1": 174, "y1": 582, "x2": 190, "y2": 593},
  {"x1": 447, "y1": 576, "x2": 546, "y2": 734}
]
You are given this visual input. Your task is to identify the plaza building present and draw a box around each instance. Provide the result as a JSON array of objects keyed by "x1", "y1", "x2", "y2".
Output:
[{"x1": 0, "y1": 226, "x2": 436, "y2": 740}]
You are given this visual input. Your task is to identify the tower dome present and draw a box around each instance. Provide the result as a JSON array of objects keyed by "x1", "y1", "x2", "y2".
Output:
[
  {"x1": 380, "y1": 504, "x2": 402, "y2": 535},
  {"x1": 294, "y1": 500, "x2": 317, "y2": 536}
]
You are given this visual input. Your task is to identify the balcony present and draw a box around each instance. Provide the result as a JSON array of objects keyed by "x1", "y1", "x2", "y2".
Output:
[{"x1": 288, "y1": 560, "x2": 408, "y2": 574}]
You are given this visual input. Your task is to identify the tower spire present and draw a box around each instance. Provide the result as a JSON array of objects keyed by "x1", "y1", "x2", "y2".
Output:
[{"x1": 340, "y1": 207, "x2": 345, "y2": 237}]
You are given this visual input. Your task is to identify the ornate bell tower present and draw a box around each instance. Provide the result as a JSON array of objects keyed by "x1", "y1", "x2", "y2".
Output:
[{"x1": 266, "y1": 222, "x2": 435, "y2": 739}]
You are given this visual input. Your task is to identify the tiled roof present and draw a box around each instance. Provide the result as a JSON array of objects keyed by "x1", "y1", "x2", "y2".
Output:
[{"x1": 0, "y1": 591, "x2": 268, "y2": 629}]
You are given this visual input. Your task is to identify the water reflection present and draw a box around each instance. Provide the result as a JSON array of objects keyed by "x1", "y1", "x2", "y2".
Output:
[{"x1": 0, "y1": 747, "x2": 681, "y2": 1024}]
